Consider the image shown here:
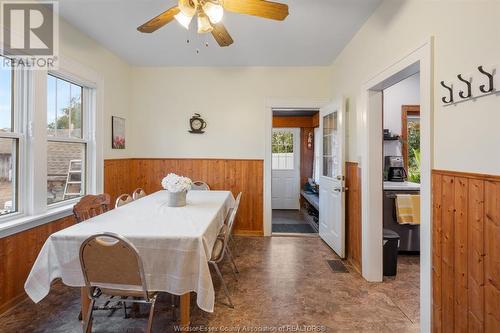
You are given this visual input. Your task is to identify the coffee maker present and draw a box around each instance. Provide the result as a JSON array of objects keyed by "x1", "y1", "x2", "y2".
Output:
[{"x1": 385, "y1": 156, "x2": 407, "y2": 182}]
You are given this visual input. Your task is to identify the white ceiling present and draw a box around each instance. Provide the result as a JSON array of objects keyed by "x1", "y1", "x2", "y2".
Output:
[{"x1": 59, "y1": 0, "x2": 382, "y2": 66}]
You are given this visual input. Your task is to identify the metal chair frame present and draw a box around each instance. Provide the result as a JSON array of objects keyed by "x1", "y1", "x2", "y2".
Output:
[
  {"x1": 115, "y1": 193, "x2": 133, "y2": 208},
  {"x1": 209, "y1": 192, "x2": 242, "y2": 308},
  {"x1": 80, "y1": 232, "x2": 158, "y2": 333},
  {"x1": 132, "y1": 188, "x2": 147, "y2": 200},
  {"x1": 192, "y1": 181, "x2": 211, "y2": 191}
]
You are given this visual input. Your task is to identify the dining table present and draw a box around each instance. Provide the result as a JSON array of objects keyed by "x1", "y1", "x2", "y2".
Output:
[{"x1": 24, "y1": 190, "x2": 236, "y2": 330}]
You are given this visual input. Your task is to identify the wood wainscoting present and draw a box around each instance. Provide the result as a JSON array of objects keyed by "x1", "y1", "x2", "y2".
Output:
[
  {"x1": 130, "y1": 159, "x2": 264, "y2": 235},
  {"x1": 104, "y1": 158, "x2": 264, "y2": 236},
  {"x1": 104, "y1": 158, "x2": 135, "y2": 205},
  {"x1": 432, "y1": 170, "x2": 500, "y2": 332},
  {"x1": 0, "y1": 216, "x2": 75, "y2": 315},
  {"x1": 345, "y1": 162, "x2": 362, "y2": 273}
]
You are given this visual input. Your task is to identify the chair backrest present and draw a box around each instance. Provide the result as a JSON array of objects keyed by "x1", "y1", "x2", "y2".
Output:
[
  {"x1": 191, "y1": 181, "x2": 210, "y2": 191},
  {"x1": 115, "y1": 194, "x2": 133, "y2": 208},
  {"x1": 223, "y1": 192, "x2": 242, "y2": 248},
  {"x1": 79, "y1": 232, "x2": 148, "y2": 299},
  {"x1": 132, "y1": 188, "x2": 147, "y2": 200},
  {"x1": 73, "y1": 194, "x2": 110, "y2": 223}
]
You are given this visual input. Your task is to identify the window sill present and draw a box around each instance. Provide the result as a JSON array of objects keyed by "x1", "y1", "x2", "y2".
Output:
[{"x1": 0, "y1": 205, "x2": 74, "y2": 239}]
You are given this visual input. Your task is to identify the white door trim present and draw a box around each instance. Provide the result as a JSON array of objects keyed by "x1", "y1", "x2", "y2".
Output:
[
  {"x1": 264, "y1": 98, "x2": 330, "y2": 236},
  {"x1": 359, "y1": 38, "x2": 433, "y2": 333}
]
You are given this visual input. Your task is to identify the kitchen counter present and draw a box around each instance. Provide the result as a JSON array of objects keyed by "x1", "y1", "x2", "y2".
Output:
[{"x1": 383, "y1": 181, "x2": 421, "y2": 191}]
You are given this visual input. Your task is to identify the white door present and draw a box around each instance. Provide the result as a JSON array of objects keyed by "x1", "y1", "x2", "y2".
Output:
[
  {"x1": 319, "y1": 100, "x2": 346, "y2": 258},
  {"x1": 271, "y1": 128, "x2": 300, "y2": 210}
]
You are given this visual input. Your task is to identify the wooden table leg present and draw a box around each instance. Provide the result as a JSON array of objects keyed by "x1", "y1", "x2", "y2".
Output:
[
  {"x1": 179, "y1": 292, "x2": 191, "y2": 328},
  {"x1": 81, "y1": 287, "x2": 92, "y2": 332}
]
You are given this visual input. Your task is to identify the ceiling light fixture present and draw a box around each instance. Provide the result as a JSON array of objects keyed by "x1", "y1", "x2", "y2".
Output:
[
  {"x1": 203, "y1": 1, "x2": 224, "y2": 24},
  {"x1": 197, "y1": 12, "x2": 213, "y2": 33},
  {"x1": 174, "y1": 11, "x2": 194, "y2": 29}
]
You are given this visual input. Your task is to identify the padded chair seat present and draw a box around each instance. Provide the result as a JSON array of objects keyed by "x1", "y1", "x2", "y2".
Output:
[{"x1": 211, "y1": 238, "x2": 224, "y2": 261}]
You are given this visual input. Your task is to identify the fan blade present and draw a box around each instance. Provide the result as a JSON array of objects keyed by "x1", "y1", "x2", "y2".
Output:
[
  {"x1": 211, "y1": 23, "x2": 234, "y2": 47},
  {"x1": 137, "y1": 6, "x2": 181, "y2": 33},
  {"x1": 222, "y1": 0, "x2": 289, "y2": 21}
]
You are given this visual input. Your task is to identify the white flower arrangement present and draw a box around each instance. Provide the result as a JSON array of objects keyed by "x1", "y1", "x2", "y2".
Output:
[{"x1": 161, "y1": 173, "x2": 193, "y2": 193}]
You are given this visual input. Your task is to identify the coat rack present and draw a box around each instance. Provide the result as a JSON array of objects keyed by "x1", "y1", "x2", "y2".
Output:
[{"x1": 441, "y1": 64, "x2": 497, "y2": 106}]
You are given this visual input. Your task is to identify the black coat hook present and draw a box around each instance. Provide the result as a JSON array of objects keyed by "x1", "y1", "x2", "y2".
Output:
[
  {"x1": 478, "y1": 66, "x2": 495, "y2": 93},
  {"x1": 457, "y1": 74, "x2": 472, "y2": 99},
  {"x1": 440, "y1": 81, "x2": 454, "y2": 104}
]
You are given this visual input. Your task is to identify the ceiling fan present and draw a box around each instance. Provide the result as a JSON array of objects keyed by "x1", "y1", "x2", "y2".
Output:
[{"x1": 137, "y1": 0, "x2": 289, "y2": 47}]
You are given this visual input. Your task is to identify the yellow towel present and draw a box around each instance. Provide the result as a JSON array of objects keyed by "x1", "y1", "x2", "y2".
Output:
[{"x1": 395, "y1": 194, "x2": 420, "y2": 225}]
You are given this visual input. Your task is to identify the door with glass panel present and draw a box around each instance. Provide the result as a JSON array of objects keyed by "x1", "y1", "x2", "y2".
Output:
[
  {"x1": 271, "y1": 128, "x2": 300, "y2": 210},
  {"x1": 319, "y1": 100, "x2": 346, "y2": 257}
]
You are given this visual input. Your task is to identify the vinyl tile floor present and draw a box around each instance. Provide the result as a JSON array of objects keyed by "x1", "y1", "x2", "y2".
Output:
[{"x1": 0, "y1": 237, "x2": 420, "y2": 333}]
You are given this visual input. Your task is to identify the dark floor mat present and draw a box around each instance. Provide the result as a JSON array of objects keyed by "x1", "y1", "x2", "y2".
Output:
[
  {"x1": 272, "y1": 223, "x2": 316, "y2": 233},
  {"x1": 327, "y1": 260, "x2": 349, "y2": 273}
]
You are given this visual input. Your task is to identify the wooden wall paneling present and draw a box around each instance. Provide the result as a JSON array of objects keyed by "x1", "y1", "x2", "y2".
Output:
[
  {"x1": 484, "y1": 181, "x2": 500, "y2": 331},
  {"x1": 433, "y1": 170, "x2": 500, "y2": 333},
  {"x1": 468, "y1": 179, "x2": 485, "y2": 332},
  {"x1": 272, "y1": 116, "x2": 313, "y2": 128},
  {"x1": 300, "y1": 128, "x2": 314, "y2": 186},
  {"x1": 104, "y1": 159, "x2": 134, "y2": 205},
  {"x1": 0, "y1": 216, "x2": 75, "y2": 315},
  {"x1": 441, "y1": 175, "x2": 455, "y2": 333},
  {"x1": 432, "y1": 173, "x2": 443, "y2": 333},
  {"x1": 224, "y1": 159, "x2": 263, "y2": 234},
  {"x1": 128, "y1": 159, "x2": 263, "y2": 235},
  {"x1": 345, "y1": 162, "x2": 361, "y2": 273},
  {"x1": 454, "y1": 177, "x2": 469, "y2": 331},
  {"x1": 312, "y1": 113, "x2": 319, "y2": 127}
]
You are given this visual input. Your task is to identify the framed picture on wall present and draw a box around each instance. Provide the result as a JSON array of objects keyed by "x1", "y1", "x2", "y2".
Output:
[{"x1": 112, "y1": 116, "x2": 126, "y2": 149}]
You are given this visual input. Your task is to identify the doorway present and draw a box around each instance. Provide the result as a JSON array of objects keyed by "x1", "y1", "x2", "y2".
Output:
[
  {"x1": 382, "y1": 73, "x2": 421, "y2": 325},
  {"x1": 359, "y1": 40, "x2": 433, "y2": 331},
  {"x1": 271, "y1": 109, "x2": 319, "y2": 234}
]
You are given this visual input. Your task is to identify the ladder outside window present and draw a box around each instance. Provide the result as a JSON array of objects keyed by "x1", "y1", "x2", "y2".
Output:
[{"x1": 63, "y1": 159, "x2": 83, "y2": 199}]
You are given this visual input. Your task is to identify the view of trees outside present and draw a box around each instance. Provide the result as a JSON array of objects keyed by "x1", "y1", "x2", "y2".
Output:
[
  {"x1": 272, "y1": 130, "x2": 295, "y2": 170},
  {"x1": 407, "y1": 120, "x2": 420, "y2": 183},
  {"x1": 272, "y1": 131, "x2": 293, "y2": 153},
  {"x1": 47, "y1": 75, "x2": 82, "y2": 138}
]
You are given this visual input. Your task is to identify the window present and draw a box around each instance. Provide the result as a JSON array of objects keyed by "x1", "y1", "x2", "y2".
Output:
[
  {"x1": 0, "y1": 56, "x2": 19, "y2": 216},
  {"x1": 0, "y1": 56, "x2": 101, "y2": 232},
  {"x1": 272, "y1": 129, "x2": 295, "y2": 170},
  {"x1": 47, "y1": 75, "x2": 86, "y2": 204},
  {"x1": 322, "y1": 112, "x2": 338, "y2": 178},
  {"x1": 402, "y1": 106, "x2": 420, "y2": 183}
]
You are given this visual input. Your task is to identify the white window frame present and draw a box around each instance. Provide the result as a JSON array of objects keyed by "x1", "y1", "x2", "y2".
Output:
[
  {"x1": 46, "y1": 74, "x2": 88, "y2": 208},
  {"x1": 0, "y1": 55, "x2": 103, "y2": 238},
  {"x1": 0, "y1": 59, "x2": 27, "y2": 220}
]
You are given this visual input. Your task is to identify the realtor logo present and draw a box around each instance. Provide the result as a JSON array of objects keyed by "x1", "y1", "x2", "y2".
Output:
[{"x1": 1, "y1": 1, "x2": 59, "y2": 69}]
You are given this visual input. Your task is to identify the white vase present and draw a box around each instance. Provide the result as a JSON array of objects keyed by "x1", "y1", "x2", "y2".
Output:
[{"x1": 167, "y1": 190, "x2": 187, "y2": 207}]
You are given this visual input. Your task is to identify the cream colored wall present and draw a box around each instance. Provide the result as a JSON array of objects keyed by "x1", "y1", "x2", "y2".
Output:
[
  {"x1": 331, "y1": 0, "x2": 500, "y2": 175},
  {"x1": 58, "y1": 19, "x2": 132, "y2": 159},
  {"x1": 129, "y1": 67, "x2": 330, "y2": 159}
]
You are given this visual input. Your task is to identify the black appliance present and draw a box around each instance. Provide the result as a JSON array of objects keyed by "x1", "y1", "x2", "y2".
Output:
[{"x1": 385, "y1": 156, "x2": 407, "y2": 182}]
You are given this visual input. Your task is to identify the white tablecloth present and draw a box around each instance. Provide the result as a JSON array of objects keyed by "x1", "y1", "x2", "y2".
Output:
[{"x1": 24, "y1": 190, "x2": 235, "y2": 313}]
